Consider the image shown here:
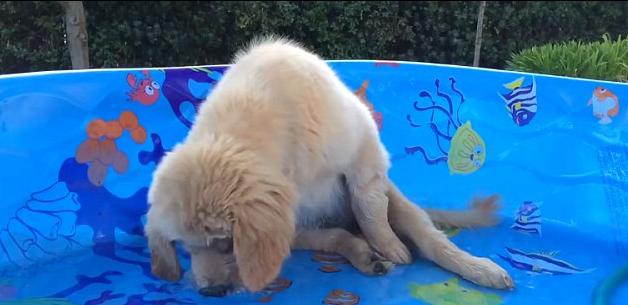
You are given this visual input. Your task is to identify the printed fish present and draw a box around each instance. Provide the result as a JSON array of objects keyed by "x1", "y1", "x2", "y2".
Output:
[
  {"x1": 441, "y1": 226, "x2": 461, "y2": 237},
  {"x1": 587, "y1": 86, "x2": 619, "y2": 125},
  {"x1": 127, "y1": 70, "x2": 161, "y2": 106},
  {"x1": 447, "y1": 121, "x2": 486, "y2": 175},
  {"x1": 498, "y1": 76, "x2": 538, "y2": 126},
  {"x1": 511, "y1": 201, "x2": 542, "y2": 236},
  {"x1": 354, "y1": 80, "x2": 383, "y2": 130},
  {"x1": 498, "y1": 247, "x2": 594, "y2": 275},
  {"x1": 408, "y1": 277, "x2": 502, "y2": 305}
]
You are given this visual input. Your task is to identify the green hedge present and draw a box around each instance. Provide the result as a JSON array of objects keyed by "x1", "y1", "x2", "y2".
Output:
[
  {"x1": 1, "y1": 2, "x2": 69, "y2": 73},
  {"x1": 1, "y1": 1, "x2": 627, "y2": 74},
  {"x1": 507, "y1": 34, "x2": 628, "y2": 82}
]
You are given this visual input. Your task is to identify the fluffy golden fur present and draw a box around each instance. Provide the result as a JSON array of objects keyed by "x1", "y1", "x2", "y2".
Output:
[{"x1": 144, "y1": 37, "x2": 514, "y2": 295}]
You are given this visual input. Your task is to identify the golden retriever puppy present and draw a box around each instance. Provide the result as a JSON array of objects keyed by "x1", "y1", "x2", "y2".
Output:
[{"x1": 144, "y1": 37, "x2": 514, "y2": 295}]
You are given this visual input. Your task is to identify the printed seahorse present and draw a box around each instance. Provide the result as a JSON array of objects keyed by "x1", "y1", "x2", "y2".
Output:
[{"x1": 161, "y1": 67, "x2": 227, "y2": 128}]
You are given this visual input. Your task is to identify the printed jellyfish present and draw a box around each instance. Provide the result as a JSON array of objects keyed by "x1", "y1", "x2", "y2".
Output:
[{"x1": 404, "y1": 77, "x2": 486, "y2": 175}]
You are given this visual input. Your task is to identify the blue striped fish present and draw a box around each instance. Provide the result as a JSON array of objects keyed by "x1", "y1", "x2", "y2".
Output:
[
  {"x1": 498, "y1": 77, "x2": 538, "y2": 126},
  {"x1": 499, "y1": 247, "x2": 595, "y2": 275},
  {"x1": 511, "y1": 201, "x2": 542, "y2": 236}
]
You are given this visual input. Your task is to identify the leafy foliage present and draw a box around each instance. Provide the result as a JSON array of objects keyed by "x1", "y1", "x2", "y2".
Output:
[
  {"x1": 1, "y1": 1, "x2": 627, "y2": 74},
  {"x1": 507, "y1": 34, "x2": 628, "y2": 82},
  {"x1": 0, "y1": 1, "x2": 69, "y2": 73}
]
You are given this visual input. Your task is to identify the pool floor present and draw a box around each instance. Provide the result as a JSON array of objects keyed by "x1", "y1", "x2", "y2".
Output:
[{"x1": 2, "y1": 221, "x2": 625, "y2": 305}]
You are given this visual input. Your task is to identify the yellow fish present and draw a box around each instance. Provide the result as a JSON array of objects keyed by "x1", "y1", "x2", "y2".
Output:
[
  {"x1": 409, "y1": 278, "x2": 502, "y2": 305},
  {"x1": 447, "y1": 121, "x2": 486, "y2": 175},
  {"x1": 441, "y1": 226, "x2": 461, "y2": 237}
]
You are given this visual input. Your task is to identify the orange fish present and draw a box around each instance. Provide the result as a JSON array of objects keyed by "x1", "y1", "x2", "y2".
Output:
[
  {"x1": 587, "y1": 86, "x2": 619, "y2": 125},
  {"x1": 127, "y1": 70, "x2": 161, "y2": 106},
  {"x1": 354, "y1": 80, "x2": 383, "y2": 130}
]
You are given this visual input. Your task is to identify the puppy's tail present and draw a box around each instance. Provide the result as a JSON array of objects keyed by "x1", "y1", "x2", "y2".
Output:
[
  {"x1": 386, "y1": 181, "x2": 502, "y2": 230},
  {"x1": 423, "y1": 196, "x2": 502, "y2": 229}
]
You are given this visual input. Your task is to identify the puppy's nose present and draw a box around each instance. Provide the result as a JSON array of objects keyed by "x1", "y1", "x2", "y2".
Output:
[
  {"x1": 199, "y1": 284, "x2": 232, "y2": 297},
  {"x1": 211, "y1": 237, "x2": 233, "y2": 254}
]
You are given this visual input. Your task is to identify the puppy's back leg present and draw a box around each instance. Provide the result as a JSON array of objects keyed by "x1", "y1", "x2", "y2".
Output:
[
  {"x1": 293, "y1": 229, "x2": 393, "y2": 276},
  {"x1": 344, "y1": 135, "x2": 412, "y2": 265},
  {"x1": 386, "y1": 181, "x2": 514, "y2": 290}
]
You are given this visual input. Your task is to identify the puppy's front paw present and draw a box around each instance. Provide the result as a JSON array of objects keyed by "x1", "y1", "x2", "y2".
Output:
[{"x1": 464, "y1": 257, "x2": 514, "y2": 290}]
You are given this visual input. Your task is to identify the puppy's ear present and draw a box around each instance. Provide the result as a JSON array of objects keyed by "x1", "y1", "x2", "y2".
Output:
[
  {"x1": 147, "y1": 229, "x2": 182, "y2": 281},
  {"x1": 232, "y1": 186, "x2": 296, "y2": 292}
]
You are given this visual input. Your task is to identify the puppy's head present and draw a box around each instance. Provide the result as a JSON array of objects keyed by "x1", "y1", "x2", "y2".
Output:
[{"x1": 144, "y1": 136, "x2": 296, "y2": 292}]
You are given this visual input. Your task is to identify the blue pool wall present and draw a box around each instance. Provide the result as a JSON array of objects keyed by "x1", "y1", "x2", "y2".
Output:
[{"x1": 0, "y1": 60, "x2": 626, "y2": 304}]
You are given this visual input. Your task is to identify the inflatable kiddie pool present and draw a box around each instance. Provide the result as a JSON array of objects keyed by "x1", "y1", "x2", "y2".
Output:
[{"x1": 0, "y1": 60, "x2": 626, "y2": 305}]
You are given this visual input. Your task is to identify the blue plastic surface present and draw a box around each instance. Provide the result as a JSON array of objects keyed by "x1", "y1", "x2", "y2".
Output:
[{"x1": 0, "y1": 61, "x2": 626, "y2": 305}]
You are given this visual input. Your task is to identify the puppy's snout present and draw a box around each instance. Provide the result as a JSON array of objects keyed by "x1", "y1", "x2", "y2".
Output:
[{"x1": 199, "y1": 284, "x2": 232, "y2": 297}]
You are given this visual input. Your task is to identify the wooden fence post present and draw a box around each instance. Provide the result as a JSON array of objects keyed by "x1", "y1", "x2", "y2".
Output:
[
  {"x1": 473, "y1": 1, "x2": 487, "y2": 67},
  {"x1": 58, "y1": 1, "x2": 89, "y2": 69}
]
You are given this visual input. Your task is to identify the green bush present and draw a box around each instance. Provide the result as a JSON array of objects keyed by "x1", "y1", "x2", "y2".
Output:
[
  {"x1": 1, "y1": 1, "x2": 627, "y2": 74},
  {"x1": 507, "y1": 34, "x2": 628, "y2": 82}
]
